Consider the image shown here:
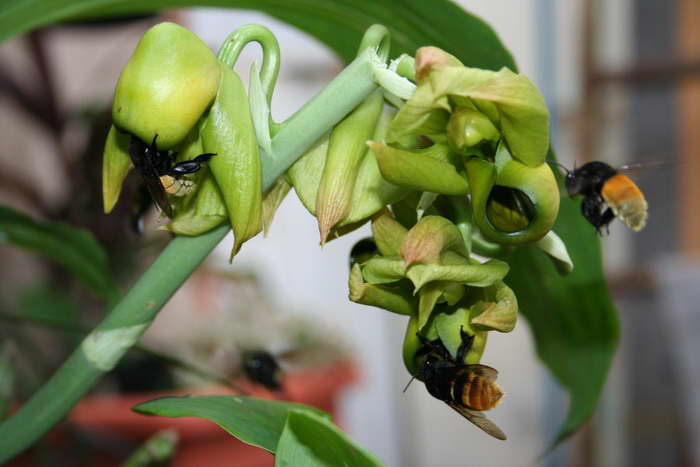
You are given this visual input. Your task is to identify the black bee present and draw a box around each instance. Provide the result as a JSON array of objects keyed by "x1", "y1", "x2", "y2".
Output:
[
  {"x1": 349, "y1": 237, "x2": 379, "y2": 267},
  {"x1": 415, "y1": 330, "x2": 506, "y2": 440},
  {"x1": 242, "y1": 351, "x2": 283, "y2": 392},
  {"x1": 128, "y1": 134, "x2": 216, "y2": 218},
  {"x1": 559, "y1": 161, "x2": 647, "y2": 234}
]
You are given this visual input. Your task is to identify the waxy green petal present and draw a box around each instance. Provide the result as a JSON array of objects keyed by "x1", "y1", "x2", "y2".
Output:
[
  {"x1": 102, "y1": 125, "x2": 132, "y2": 214},
  {"x1": 400, "y1": 215, "x2": 468, "y2": 267},
  {"x1": 349, "y1": 264, "x2": 415, "y2": 316},
  {"x1": 371, "y1": 142, "x2": 469, "y2": 195},
  {"x1": 470, "y1": 281, "x2": 518, "y2": 332},
  {"x1": 406, "y1": 253, "x2": 509, "y2": 291},
  {"x1": 112, "y1": 22, "x2": 220, "y2": 149}
]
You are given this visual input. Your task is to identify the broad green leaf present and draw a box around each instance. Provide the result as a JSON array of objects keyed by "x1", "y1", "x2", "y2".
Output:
[
  {"x1": 275, "y1": 409, "x2": 383, "y2": 467},
  {"x1": 505, "y1": 193, "x2": 618, "y2": 445},
  {"x1": 122, "y1": 430, "x2": 178, "y2": 467},
  {"x1": 0, "y1": 205, "x2": 118, "y2": 300},
  {"x1": 133, "y1": 395, "x2": 328, "y2": 453},
  {"x1": 0, "y1": 1, "x2": 515, "y2": 72},
  {"x1": 19, "y1": 286, "x2": 78, "y2": 330}
]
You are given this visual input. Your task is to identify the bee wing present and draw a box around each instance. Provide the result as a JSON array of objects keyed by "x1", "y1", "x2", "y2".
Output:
[
  {"x1": 617, "y1": 160, "x2": 675, "y2": 175},
  {"x1": 447, "y1": 402, "x2": 507, "y2": 440},
  {"x1": 467, "y1": 364, "x2": 499, "y2": 382},
  {"x1": 128, "y1": 137, "x2": 173, "y2": 218},
  {"x1": 141, "y1": 177, "x2": 173, "y2": 218}
]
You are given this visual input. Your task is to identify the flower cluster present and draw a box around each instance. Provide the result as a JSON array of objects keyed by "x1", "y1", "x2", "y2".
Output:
[{"x1": 102, "y1": 23, "x2": 573, "y2": 439}]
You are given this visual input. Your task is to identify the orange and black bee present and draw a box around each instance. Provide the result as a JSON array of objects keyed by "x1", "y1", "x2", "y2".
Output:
[
  {"x1": 561, "y1": 161, "x2": 647, "y2": 233},
  {"x1": 415, "y1": 331, "x2": 506, "y2": 440}
]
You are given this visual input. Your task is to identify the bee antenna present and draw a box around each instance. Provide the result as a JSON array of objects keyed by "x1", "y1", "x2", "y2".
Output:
[
  {"x1": 402, "y1": 376, "x2": 416, "y2": 393},
  {"x1": 548, "y1": 161, "x2": 570, "y2": 175}
]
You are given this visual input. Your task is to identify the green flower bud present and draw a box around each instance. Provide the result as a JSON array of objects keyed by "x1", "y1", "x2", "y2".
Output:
[
  {"x1": 201, "y1": 65, "x2": 262, "y2": 259},
  {"x1": 316, "y1": 89, "x2": 384, "y2": 244},
  {"x1": 447, "y1": 107, "x2": 500, "y2": 154},
  {"x1": 112, "y1": 22, "x2": 220, "y2": 149}
]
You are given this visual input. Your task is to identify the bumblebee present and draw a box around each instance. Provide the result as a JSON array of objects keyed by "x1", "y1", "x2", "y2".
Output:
[
  {"x1": 128, "y1": 134, "x2": 216, "y2": 218},
  {"x1": 562, "y1": 161, "x2": 647, "y2": 233},
  {"x1": 415, "y1": 331, "x2": 506, "y2": 440},
  {"x1": 242, "y1": 350, "x2": 283, "y2": 392}
]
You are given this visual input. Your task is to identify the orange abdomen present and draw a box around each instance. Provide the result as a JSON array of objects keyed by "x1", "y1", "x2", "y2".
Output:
[
  {"x1": 601, "y1": 174, "x2": 648, "y2": 231},
  {"x1": 459, "y1": 372, "x2": 504, "y2": 411}
]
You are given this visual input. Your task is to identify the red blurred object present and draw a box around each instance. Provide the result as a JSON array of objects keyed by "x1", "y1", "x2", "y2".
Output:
[{"x1": 9, "y1": 361, "x2": 357, "y2": 467}]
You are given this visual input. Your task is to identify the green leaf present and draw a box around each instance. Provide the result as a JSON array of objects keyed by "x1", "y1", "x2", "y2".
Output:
[
  {"x1": 505, "y1": 194, "x2": 619, "y2": 445},
  {"x1": 275, "y1": 409, "x2": 383, "y2": 467},
  {"x1": 0, "y1": 205, "x2": 118, "y2": 300},
  {"x1": 19, "y1": 286, "x2": 78, "y2": 330},
  {"x1": 133, "y1": 395, "x2": 328, "y2": 454},
  {"x1": 0, "y1": 1, "x2": 514, "y2": 72}
]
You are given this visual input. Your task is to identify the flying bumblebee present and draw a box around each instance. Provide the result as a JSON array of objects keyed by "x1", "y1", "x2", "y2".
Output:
[
  {"x1": 127, "y1": 134, "x2": 216, "y2": 218},
  {"x1": 415, "y1": 331, "x2": 506, "y2": 440},
  {"x1": 242, "y1": 350, "x2": 283, "y2": 392},
  {"x1": 560, "y1": 161, "x2": 648, "y2": 234}
]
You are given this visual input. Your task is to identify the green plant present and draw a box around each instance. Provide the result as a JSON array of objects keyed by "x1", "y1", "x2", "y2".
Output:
[{"x1": 0, "y1": 2, "x2": 618, "y2": 464}]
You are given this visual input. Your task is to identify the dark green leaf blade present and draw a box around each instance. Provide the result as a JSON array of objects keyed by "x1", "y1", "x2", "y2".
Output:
[
  {"x1": 133, "y1": 395, "x2": 329, "y2": 453},
  {"x1": 275, "y1": 409, "x2": 383, "y2": 467},
  {"x1": 505, "y1": 194, "x2": 619, "y2": 444},
  {"x1": 0, "y1": 205, "x2": 118, "y2": 299},
  {"x1": 0, "y1": 0, "x2": 514, "y2": 70}
]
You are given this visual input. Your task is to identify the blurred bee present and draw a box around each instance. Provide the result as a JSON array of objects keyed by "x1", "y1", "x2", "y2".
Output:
[
  {"x1": 559, "y1": 161, "x2": 647, "y2": 234},
  {"x1": 242, "y1": 350, "x2": 283, "y2": 392},
  {"x1": 128, "y1": 134, "x2": 216, "y2": 218},
  {"x1": 415, "y1": 331, "x2": 506, "y2": 440},
  {"x1": 349, "y1": 237, "x2": 379, "y2": 267}
]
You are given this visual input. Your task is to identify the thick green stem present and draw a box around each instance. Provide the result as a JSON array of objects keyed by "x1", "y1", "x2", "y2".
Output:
[{"x1": 0, "y1": 46, "x2": 381, "y2": 464}]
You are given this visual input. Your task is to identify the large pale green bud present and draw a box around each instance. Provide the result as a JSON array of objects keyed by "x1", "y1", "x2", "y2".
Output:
[{"x1": 112, "y1": 22, "x2": 221, "y2": 149}]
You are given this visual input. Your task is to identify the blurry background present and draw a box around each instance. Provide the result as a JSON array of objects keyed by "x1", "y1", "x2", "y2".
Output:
[{"x1": 0, "y1": 0, "x2": 698, "y2": 466}]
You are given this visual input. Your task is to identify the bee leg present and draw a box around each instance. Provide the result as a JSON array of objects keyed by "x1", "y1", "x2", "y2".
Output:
[
  {"x1": 600, "y1": 208, "x2": 615, "y2": 235},
  {"x1": 415, "y1": 334, "x2": 451, "y2": 359},
  {"x1": 192, "y1": 152, "x2": 217, "y2": 164},
  {"x1": 456, "y1": 327, "x2": 475, "y2": 362},
  {"x1": 581, "y1": 196, "x2": 607, "y2": 233}
]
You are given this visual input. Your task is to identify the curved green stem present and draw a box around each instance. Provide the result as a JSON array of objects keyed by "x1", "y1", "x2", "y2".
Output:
[
  {"x1": 218, "y1": 24, "x2": 280, "y2": 103},
  {"x1": 0, "y1": 31, "x2": 385, "y2": 463}
]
